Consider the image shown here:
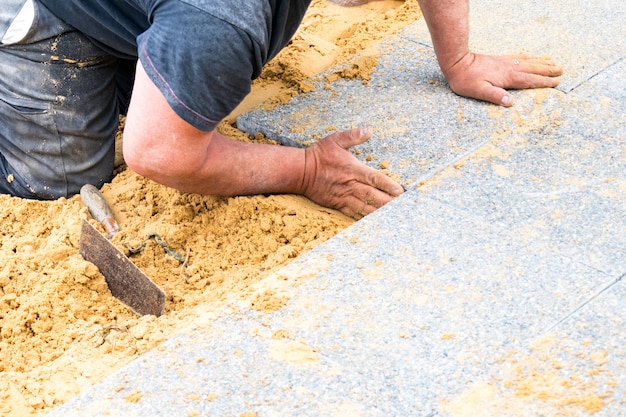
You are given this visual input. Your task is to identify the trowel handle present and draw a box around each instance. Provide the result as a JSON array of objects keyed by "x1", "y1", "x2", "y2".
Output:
[{"x1": 80, "y1": 184, "x2": 120, "y2": 239}]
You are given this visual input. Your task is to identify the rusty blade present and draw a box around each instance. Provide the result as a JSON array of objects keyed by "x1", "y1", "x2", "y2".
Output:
[{"x1": 79, "y1": 220, "x2": 166, "y2": 316}]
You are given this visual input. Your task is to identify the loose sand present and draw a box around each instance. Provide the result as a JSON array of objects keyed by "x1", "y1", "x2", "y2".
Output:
[{"x1": 0, "y1": 1, "x2": 422, "y2": 415}]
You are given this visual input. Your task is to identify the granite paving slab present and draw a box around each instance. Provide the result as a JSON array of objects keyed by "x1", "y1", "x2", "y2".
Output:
[
  {"x1": 437, "y1": 274, "x2": 626, "y2": 417},
  {"x1": 416, "y1": 88, "x2": 626, "y2": 276},
  {"x1": 569, "y1": 57, "x2": 626, "y2": 106},
  {"x1": 48, "y1": 192, "x2": 624, "y2": 417},
  {"x1": 237, "y1": 0, "x2": 626, "y2": 188}
]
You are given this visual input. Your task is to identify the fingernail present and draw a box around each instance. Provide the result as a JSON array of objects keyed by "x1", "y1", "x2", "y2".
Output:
[
  {"x1": 501, "y1": 94, "x2": 512, "y2": 106},
  {"x1": 358, "y1": 126, "x2": 371, "y2": 135}
]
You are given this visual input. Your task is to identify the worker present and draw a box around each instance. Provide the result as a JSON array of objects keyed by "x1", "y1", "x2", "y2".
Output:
[{"x1": 0, "y1": 0, "x2": 561, "y2": 218}]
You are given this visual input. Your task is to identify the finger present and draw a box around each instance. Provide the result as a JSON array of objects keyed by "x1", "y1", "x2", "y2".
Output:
[
  {"x1": 506, "y1": 53, "x2": 535, "y2": 60},
  {"x1": 353, "y1": 183, "x2": 395, "y2": 208},
  {"x1": 331, "y1": 127, "x2": 374, "y2": 149},
  {"x1": 516, "y1": 61, "x2": 564, "y2": 77},
  {"x1": 508, "y1": 55, "x2": 563, "y2": 76},
  {"x1": 511, "y1": 71, "x2": 561, "y2": 89},
  {"x1": 345, "y1": 197, "x2": 377, "y2": 220},
  {"x1": 331, "y1": 128, "x2": 405, "y2": 196},
  {"x1": 360, "y1": 167, "x2": 405, "y2": 198},
  {"x1": 508, "y1": 54, "x2": 557, "y2": 65},
  {"x1": 466, "y1": 81, "x2": 513, "y2": 107},
  {"x1": 338, "y1": 195, "x2": 368, "y2": 220},
  {"x1": 341, "y1": 178, "x2": 401, "y2": 219}
]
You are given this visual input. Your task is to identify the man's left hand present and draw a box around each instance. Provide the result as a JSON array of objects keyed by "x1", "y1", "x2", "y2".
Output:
[{"x1": 443, "y1": 53, "x2": 563, "y2": 107}]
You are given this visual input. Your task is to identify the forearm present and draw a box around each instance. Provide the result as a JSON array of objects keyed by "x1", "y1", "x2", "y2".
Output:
[
  {"x1": 417, "y1": 0, "x2": 470, "y2": 76},
  {"x1": 123, "y1": 61, "x2": 307, "y2": 198},
  {"x1": 171, "y1": 131, "x2": 306, "y2": 197},
  {"x1": 128, "y1": 128, "x2": 307, "y2": 198}
]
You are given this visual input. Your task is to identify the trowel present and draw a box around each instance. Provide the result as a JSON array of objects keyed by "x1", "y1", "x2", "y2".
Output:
[{"x1": 79, "y1": 184, "x2": 166, "y2": 316}]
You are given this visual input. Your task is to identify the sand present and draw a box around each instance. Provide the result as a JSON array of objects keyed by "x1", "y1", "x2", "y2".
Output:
[{"x1": 0, "y1": 1, "x2": 422, "y2": 415}]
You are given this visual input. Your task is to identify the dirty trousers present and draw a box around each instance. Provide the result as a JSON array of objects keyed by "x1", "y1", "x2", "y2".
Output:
[{"x1": 0, "y1": 0, "x2": 134, "y2": 199}]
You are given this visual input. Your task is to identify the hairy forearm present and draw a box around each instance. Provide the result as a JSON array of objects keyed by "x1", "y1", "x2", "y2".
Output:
[
  {"x1": 128, "y1": 129, "x2": 307, "y2": 197},
  {"x1": 417, "y1": 0, "x2": 470, "y2": 75},
  {"x1": 176, "y1": 132, "x2": 306, "y2": 197}
]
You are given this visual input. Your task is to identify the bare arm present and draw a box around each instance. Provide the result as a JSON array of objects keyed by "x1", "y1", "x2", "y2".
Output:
[
  {"x1": 123, "y1": 61, "x2": 404, "y2": 218},
  {"x1": 417, "y1": 0, "x2": 470, "y2": 74},
  {"x1": 417, "y1": 0, "x2": 563, "y2": 106},
  {"x1": 123, "y1": 62, "x2": 306, "y2": 197}
]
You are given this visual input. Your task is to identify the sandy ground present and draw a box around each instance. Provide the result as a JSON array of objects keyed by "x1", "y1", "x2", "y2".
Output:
[{"x1": 0, "y1": 1, "x2": 422, "y2": 415}]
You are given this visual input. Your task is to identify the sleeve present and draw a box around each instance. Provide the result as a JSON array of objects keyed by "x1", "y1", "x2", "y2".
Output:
[{"x1": 137, "y1": 2, "x2": 265, "y2": 132}]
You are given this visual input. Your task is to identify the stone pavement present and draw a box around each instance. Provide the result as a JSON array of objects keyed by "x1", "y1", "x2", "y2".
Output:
[{"x1": 49, "y1": 0, "x2": 625, "y2": 415}]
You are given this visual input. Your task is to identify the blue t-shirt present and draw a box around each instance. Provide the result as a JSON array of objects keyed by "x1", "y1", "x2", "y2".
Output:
[{"x1": 39, "y1": 0, "x2": 311, "y2": 131}]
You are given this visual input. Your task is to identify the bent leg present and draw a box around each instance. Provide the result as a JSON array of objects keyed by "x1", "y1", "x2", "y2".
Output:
[{"x1": 0, "y1": 3, "x2": 122, "y2": 199}]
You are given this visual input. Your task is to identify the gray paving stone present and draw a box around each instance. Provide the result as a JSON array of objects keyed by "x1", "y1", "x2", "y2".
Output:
[
  {"x1": 416, "y1": 89, "x2": 626, "y2": 276},
  {"x1": 49, "y1": 194, "x2": 622, "y2": 417},
  {"x1": 569, "y1": 57, "x2": 626, "y2": 106},
  {"x1": 437, "y1": 274, "x2": 626, "y2": 417},
  {"x1": 238, "y1": 0, "x2": 626, "y2": 189}
]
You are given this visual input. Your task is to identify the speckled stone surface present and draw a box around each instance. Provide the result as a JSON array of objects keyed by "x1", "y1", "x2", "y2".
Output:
[
  {"x1": 49, "y1": 0, "x2": 625, "y2": 415},
  {"x1": 435, "y1": 277, "x2": 626, "y2": 417},
  {"x1": 569, "y1": 57, "x2": 626, "y2": 105},
  {"x1": 415, "y1": 90, "x2": 626, "y2": 277},
  {"x1": 48, "y1": 194, "x2": 625, "y2": 417}
]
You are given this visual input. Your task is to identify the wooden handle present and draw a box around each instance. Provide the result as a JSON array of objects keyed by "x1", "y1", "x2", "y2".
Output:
[{"x1": 80, "y1": 184, "x2": 120, "y2": 239}]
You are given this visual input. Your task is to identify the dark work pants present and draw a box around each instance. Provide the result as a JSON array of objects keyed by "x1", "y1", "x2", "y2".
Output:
[{"x1": 0, "y1": 0, "x2": 135, "y2": 199}]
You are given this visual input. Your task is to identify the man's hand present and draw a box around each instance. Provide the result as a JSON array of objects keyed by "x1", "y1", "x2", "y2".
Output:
[
  {"x1": 417, "y1": 0, "x2": 563, "y2": 107},
  {"x1": 300, "y1": 127, "x2": 405, "y2": 219},
  {"x1": 443, "y1": 52, "x2": 563, "y2": 107}
]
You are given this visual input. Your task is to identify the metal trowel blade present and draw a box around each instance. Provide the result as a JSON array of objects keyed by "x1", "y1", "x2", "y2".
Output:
[{"x1": 79, "y1": 220, "x2": 166, "y2": 317}]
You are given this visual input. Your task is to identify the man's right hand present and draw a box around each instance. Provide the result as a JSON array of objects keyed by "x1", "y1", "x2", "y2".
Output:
[{"x1": 300, "y1": 127, "x2": 405, "y2": 219}]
